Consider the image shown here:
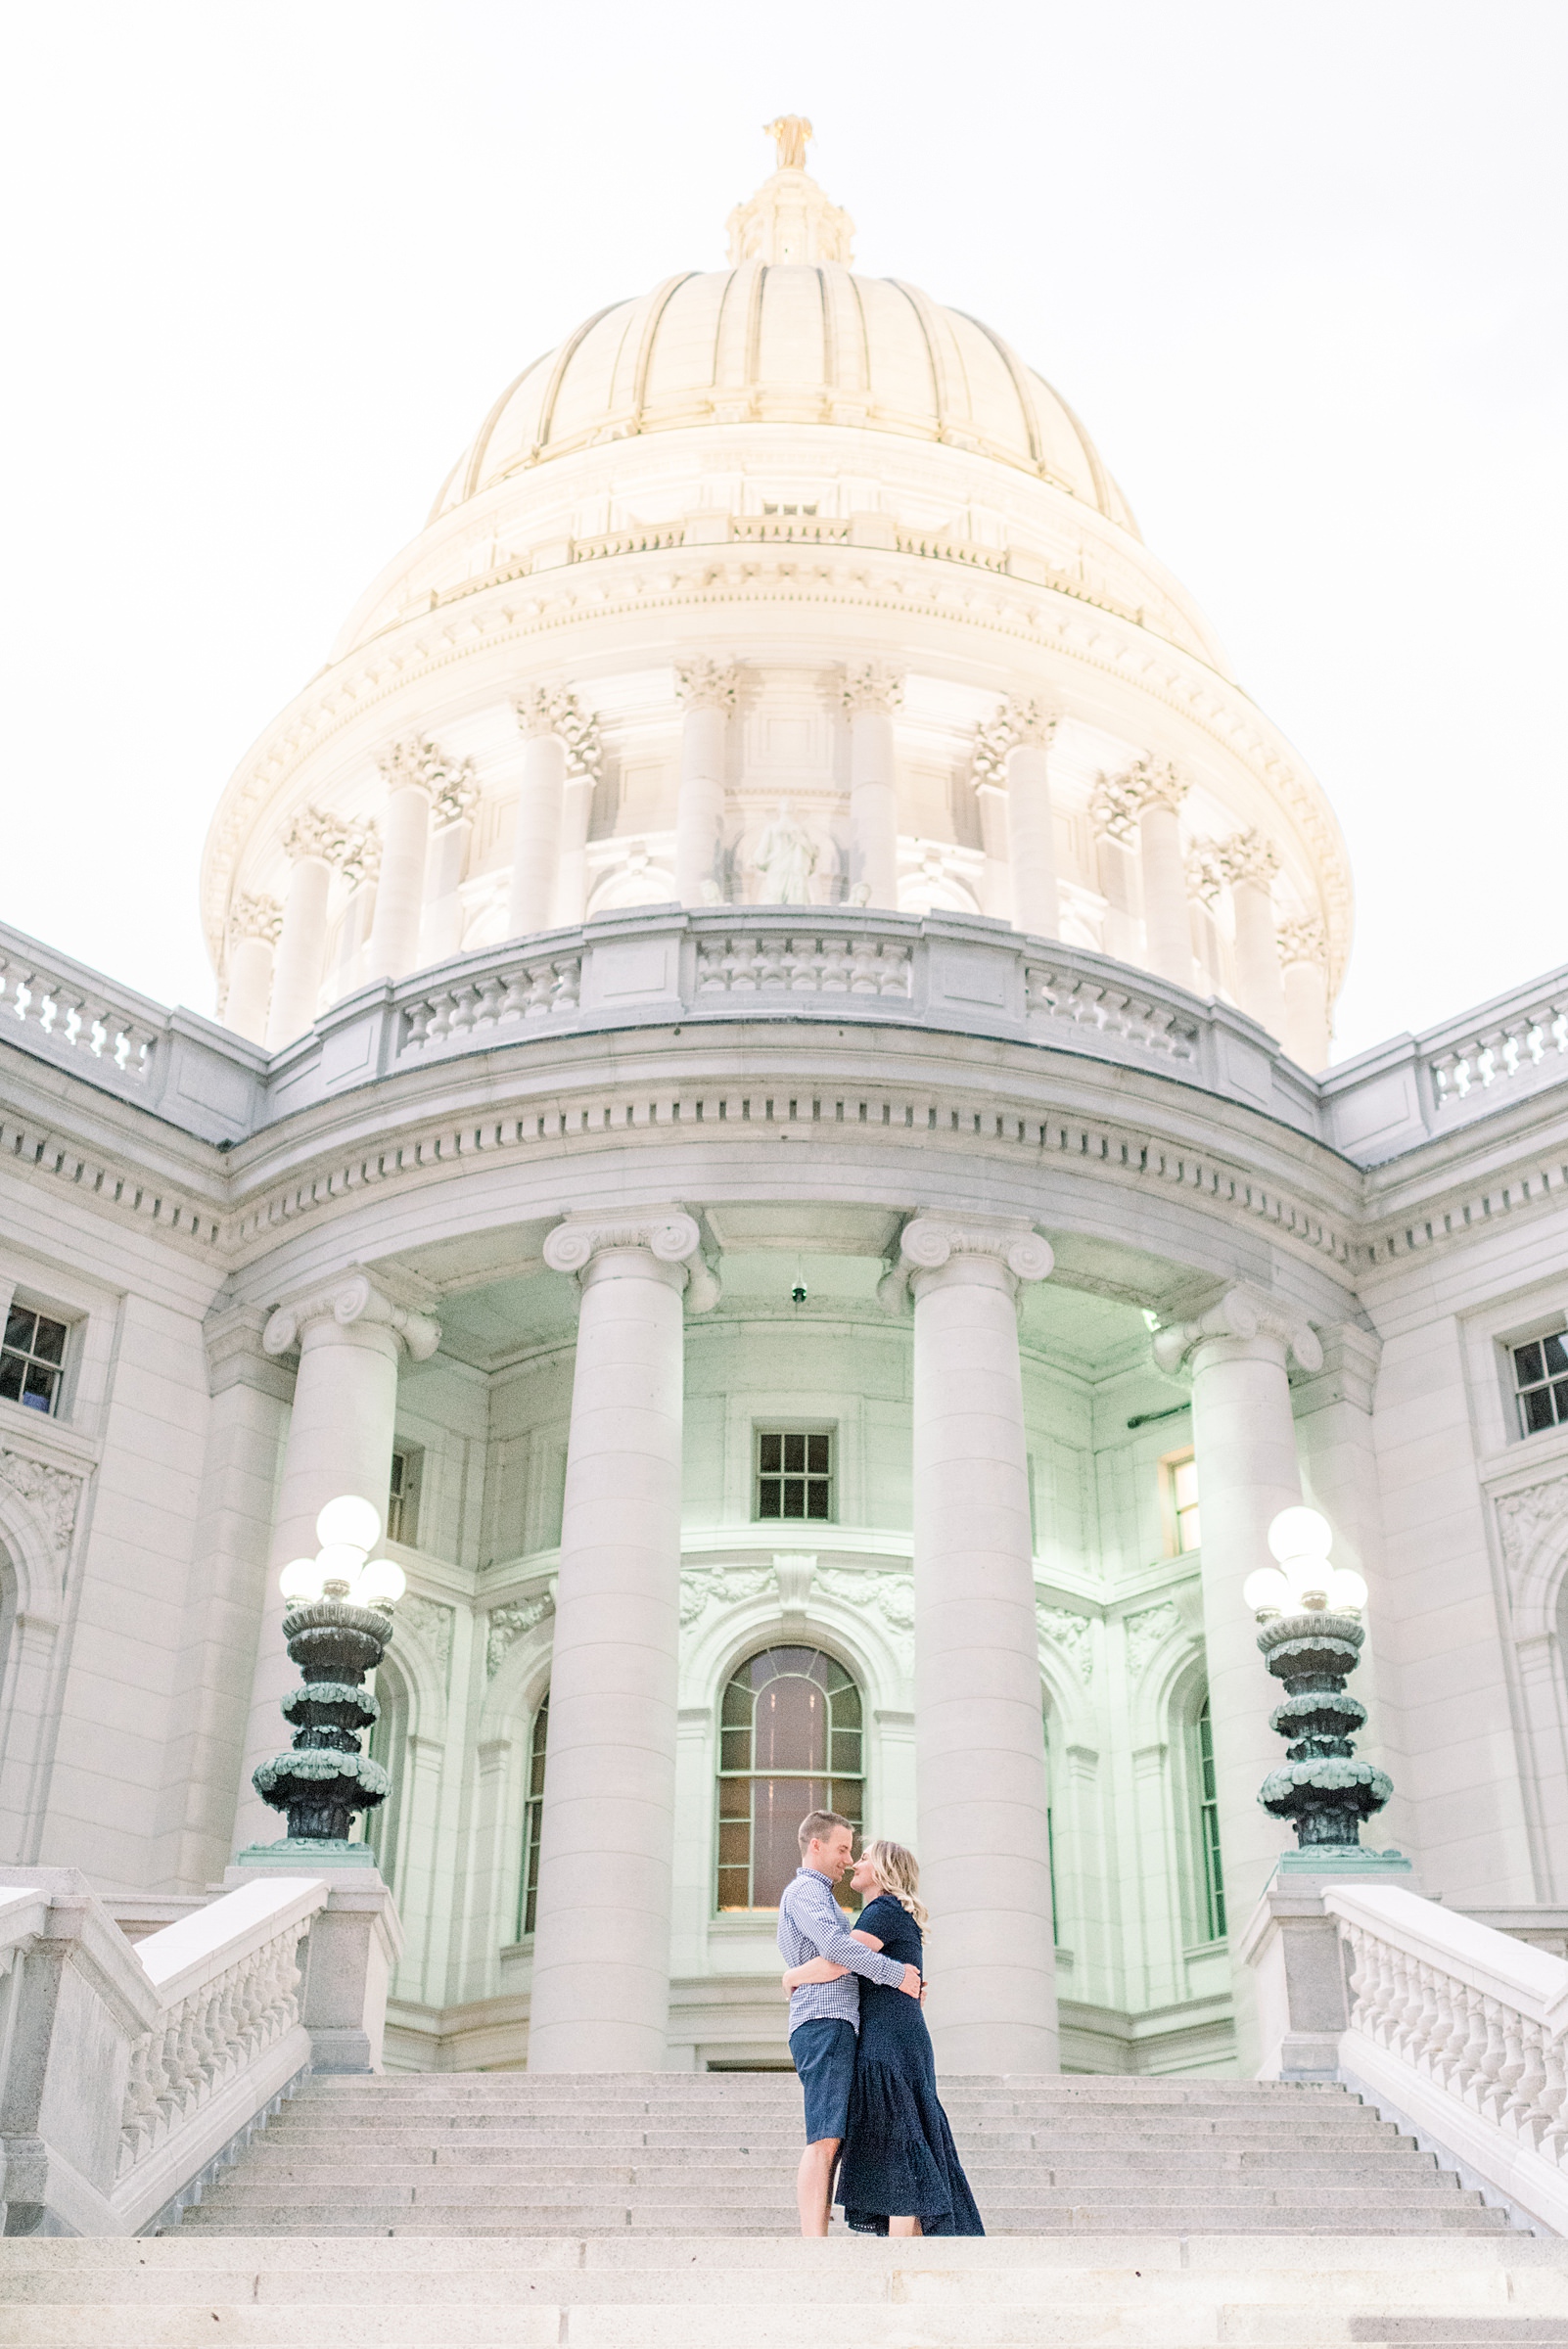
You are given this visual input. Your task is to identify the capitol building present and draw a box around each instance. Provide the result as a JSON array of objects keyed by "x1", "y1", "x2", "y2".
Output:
[{"x1": 6, "y1": 124, "x2": 1568, "y2": 2094}]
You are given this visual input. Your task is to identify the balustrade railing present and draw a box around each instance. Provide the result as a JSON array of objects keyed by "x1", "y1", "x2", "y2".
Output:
[
  {"x1": 693, "y1": 930, "x2": 912, "y2": 998},
  {"x1": 0, "y1": 944, "x2": 159, "y2": 1083},
  {"x1": 1426, "y1": 991, "x2": 1568, "y2": 1112},
  {"x1": 1327, "y1": 1883, "x2": 1568, "y2": 2234}
]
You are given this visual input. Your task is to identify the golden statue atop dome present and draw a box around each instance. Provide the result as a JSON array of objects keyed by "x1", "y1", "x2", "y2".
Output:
[{"x1": 764, "y1": 115, "x2": 812, "y2": 171}]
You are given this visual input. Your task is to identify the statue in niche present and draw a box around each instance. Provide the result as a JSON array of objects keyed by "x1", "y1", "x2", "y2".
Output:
[
  {"x1": 765, "y1": 115, "x2": 812, "y2": 171},
  {"x1": 753, "y1": 805, "x2": 818, "y2": 904}
]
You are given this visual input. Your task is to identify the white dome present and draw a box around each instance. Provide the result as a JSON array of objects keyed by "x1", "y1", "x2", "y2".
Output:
[{"x1": 429, "y1": 171, "x2": 1137, "y2": 535}]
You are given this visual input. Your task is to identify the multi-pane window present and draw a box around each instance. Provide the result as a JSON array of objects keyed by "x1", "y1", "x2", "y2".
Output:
[
  {"x1": 519, "y1": 1693, "x2": 549, "y2": 1938},
  {"x1": 0, "y1": 1308, "x2": 69, "y2": 1416},
  {"x1": 1513, "y1": 1335, "x2": 1568, "y2": 1438},
  {"x1": 1194, "y1": 1695, "x2": 1225, "y2": 1941},
  {"x1": 716, "y1": 1647, "x2": 862, "y2": 1911},
  {"x1": 387, "y1": 1449, "x2": 419, "y2": 1545},
  {"x1": 755, "y1": 1430, "x2": 833, "y2": 1522},
  {"x1": 1167, "y1": 1453, "x2": 1201, "y2": 1552}
]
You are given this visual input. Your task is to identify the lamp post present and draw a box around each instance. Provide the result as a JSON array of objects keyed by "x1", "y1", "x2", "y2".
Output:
[
  {"x1": 1243, "y1": 1506, "x2": 1393, "y2": 1852},
  {"x1": 250, "y1": 1495, "x2": 407, "y2": 1854}
]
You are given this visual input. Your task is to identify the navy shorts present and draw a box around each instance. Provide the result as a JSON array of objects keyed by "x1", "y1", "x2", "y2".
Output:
[{"x1": 790, "y1": 2017, "x2": 857, "y2": 2144}]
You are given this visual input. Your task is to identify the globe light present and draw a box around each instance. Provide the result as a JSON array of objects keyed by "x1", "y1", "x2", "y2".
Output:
[
  {"x1": 315, "y1": 1495, "x2": 382, "y2": 1555},
  {"x1": 1242, "y1": 1567, "x2": 1293, "y2": 1620},
  {"x1": 1267, "y1": 1506, "x2": 1333, "y2": 1566},
  {"x1": 1327, "y1": 1566, "x2": 1369, "y2": 1615},
  {"x1": 279, "y1": 1556, "x2": 324, "y2": 1603},
  {"x1": 356, "y1": 1558, "x2": 407, "y2": 1609},
  {"x1": 316, "y1": 1540, "x2": 369, "y2": 1587}
]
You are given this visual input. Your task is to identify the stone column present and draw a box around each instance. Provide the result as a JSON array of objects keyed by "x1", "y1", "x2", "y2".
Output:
[
  {"x1": 673, "y1": 659, "x2": 738, "y2": 906},
  {"x1": 510, "y1": 689, "x2": 597, "y2": 939},
  {"x1": 1278, "y1": 917, "x2": 1331, "y2": 1072},
  {"x1": 899, "y1": 1212, "x2": 1059, "y2": 2072},
  {"x1": 1219, "y1": 831, "x2": 1288, "y2": 1041},
  {"x1": 419, "y1": 763, "x2": 482, "y2": 967},
  {"x1": 231, "y1": 1274, "x2": 440, "y2": 1855},
  {"x1": 223, "y1": 894, "x2": 282, "y2": 1045},
  {"x1": 267, "y1": 809, "x2": 362, "y2": 1050},
  {"x1": 1089, "y1": 774, "x2": 1140, "y2": 966},
  {"x1": 1118, "y1": 758, "x2": 1193, "y2": 989},
  {"x1": 1153, "y1": 1286, "x2": 1320, "y2": 2059},
  {"x1": 365, "y1": 735, "x2": 465, "y2": 985},
  {"x1": 1002, "y1": 703, "x2": 1059, "y2": 941},
  {"x1": 527, "y1": 1209, "x2": 720, "y2": 2071},
  {"x1": 842, "y1": 664, "x2": 903, "y2": 910}
]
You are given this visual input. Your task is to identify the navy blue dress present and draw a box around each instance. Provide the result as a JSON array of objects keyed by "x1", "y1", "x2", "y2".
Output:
[{"x1": 835, "y1": 1894, "x2": 985, "y2": 2236}]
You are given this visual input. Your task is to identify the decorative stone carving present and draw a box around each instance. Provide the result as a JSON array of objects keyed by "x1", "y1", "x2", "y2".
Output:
[
  {"x1": 1216, "y1": 828, "x2": 1280, "y2": 890},
  {"x1": 751, "y1": 806, "x2": 819, "y2": 904},
  {"x1": 840, "y1": 662, "x2": 904, "y2": 716},
  {"x1": 774, "y1": 1552, "x2": 816, "y2": 1619},
  {"x1": 814, "y1": 1565, "x2": 915, "y2": 1670},
  {"x1": 1277, "y1": 916, "x2": 1329, "y2": 973},
  {"x1": 1124, "y1": 1599, "x2": 1181, "y2": 1680},
  {"x1": 727, "y1": 123, "x2": 853, "y2": 265},
  {"x1": 679, "y1": 1563, "x2": 772, "y2": 1631},
  {"x1": 513, "y1": 687, "x2": 602, "y2": 780},
  {"x1": 1494, "y1": 1475, "x2": 1568, "y2": 1592},
  {"x1": 765, "y1": 114, "x2": 812, "y2": 170},
  {"x1": 281, "y1": 806, "x2": 381, "y2": 883},
  {"x1": 229, "y1": 892, "x2": 283, "y2": 945},
  {"x1": 971, "y1": 696, "x2": 1055, "y2": 787},
  {"x1": 1092, "y1": 756, "x2": 1186, "y2": 836},
  {"x1": 0, "y1": 1446, "x2": 82, "y2": 1557},
  {"x1": 261, "y1": 1272, "x2": 441, "y2": 1363},
  {"x1": 1152, "y1": 1283, "x2": 1322, "y2": 1377},
  {"x1": 543, "y1": 1210, "x2": 720, "y2": 1313},
  {"x1": 1038, "y1": 1601, "x2": 1095, "y2": 1684},
  {"x1": 377, "y1": 733, "x2": 478, "y2": 810},
  {"x1": 1184, "y1": 841, "x2": 1225, "y2": 904},
  {"x1": 485, "y1": 1590, "x2": 555, "y2": 1678},
  {"x1": 675, "y1": 658, "x2": 739, "y2": 713},
  {"x1": 397, "y1": 1593, "x2": 454, "y2": 1682}
]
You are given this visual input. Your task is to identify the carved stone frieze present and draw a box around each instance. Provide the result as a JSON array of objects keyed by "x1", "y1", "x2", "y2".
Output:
[{"x1": 679, "y1": 1563, "x2": 772, "y2": 1631}]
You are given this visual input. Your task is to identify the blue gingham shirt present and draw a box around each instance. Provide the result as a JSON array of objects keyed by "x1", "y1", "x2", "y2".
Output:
[{"x1": 777, "y1": 1865, "x2": 906, "y2": 2034}]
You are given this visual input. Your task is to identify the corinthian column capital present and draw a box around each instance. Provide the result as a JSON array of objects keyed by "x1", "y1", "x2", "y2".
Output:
[
  {"x1": 1277, "y1": 915, "x2": 1328, "y2": 972},
  {"x1": 1151, "y1": 1282, "x2": 1321, "y2": 1377},
  {"x1": 841, "y1": 661, "x2": 904, "y2": 716},
  {"x1": 262, "y1": 1271, "x2": 441, "y2": 1361},
  {"x1": 514, "y1": 686, "x2": 602, "y2": 781},
  {"x1": 230, "y1": 891, "x2": 283, "y2": 945},
  {"x1": 971, "y1": 695, "x2": 1057, "y2": 784},
  {"x1": 1216, "y1": 827, "x2": 1280, "y2": 890},
  {"x1": 378, "y1": 732, "x2": 478, "y2": 806},
  {"x1": 675, "y1": 658, "x2": 740, "y2": 713},
  {"x1": 543, "y1": 1208, "x2": 720, "y2": 1312}
]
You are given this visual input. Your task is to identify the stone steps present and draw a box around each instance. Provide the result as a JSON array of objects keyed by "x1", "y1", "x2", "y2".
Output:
[{"x1": 3, "y1": 2236, "x2": 1568, "y2": 2348}]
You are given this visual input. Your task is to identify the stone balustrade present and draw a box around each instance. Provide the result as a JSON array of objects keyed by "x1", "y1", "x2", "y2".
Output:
[
  {"x1": 0, "y1": 1865, "x2": 398, "y2": 2236},
  {"x1": 10, "y1": 906, "x2": 1568, "y2": 1168}
]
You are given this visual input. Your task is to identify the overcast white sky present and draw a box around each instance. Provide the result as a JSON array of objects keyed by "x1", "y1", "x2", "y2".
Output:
[{"x1": 1, "y1": 2, "x2": 1562, "y2": 1063}]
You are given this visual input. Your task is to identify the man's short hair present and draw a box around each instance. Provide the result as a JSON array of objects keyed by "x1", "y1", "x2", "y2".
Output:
[{"x1": 798, "y1": 1809, "x2": 853, "y2": 1857}]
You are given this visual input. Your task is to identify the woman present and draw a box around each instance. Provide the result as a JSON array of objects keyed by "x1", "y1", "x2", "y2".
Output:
[{"x1": 781, "y1": 1838, "x2": 984, "y2": 2237}]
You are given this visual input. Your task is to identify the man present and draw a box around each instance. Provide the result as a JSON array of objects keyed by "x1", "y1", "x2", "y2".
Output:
[{"x1": 777, "y1": 1809, "x2": 922, "y2": 2236}]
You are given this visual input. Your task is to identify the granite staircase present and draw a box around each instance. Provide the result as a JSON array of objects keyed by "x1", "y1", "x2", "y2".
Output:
[{"x1": 5, "y1": 2075, "x2": 1567, "y2": 2349}]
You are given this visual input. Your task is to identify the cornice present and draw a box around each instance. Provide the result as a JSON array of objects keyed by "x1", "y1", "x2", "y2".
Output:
[{"x1": 199, "y1": 545, "x2": 1353, "y2": 990}]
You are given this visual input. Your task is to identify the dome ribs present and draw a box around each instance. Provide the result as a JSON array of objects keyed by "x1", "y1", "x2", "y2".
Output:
[{"x1": 627, "y1": 272, "x2": 701, "y2": 434}]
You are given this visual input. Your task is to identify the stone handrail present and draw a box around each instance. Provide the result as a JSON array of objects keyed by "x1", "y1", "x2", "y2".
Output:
[
  {"x1": 1328, "y1": 1883, "x2": 1568, "y2": 2234},
  {"x1": 11, "y1": 902, "x2": 1568, "y2": 1169}
]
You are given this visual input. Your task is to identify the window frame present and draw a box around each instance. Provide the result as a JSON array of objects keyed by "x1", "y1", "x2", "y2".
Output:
[
  {"x1": 752, "y1": 1422, "x2": 836, "y2": 1527},
  {"x1": 1507, "y1": 1328, "x2": 1568, "y2": 1443},
  {"x1": 1187, "y1": 1692, "x2": 1226, "y2": 1946},
  {"x1": 387, "y1": 1444, "x2": 423, "y2": 1547},
  {"x1": 0, "y1": 1296, "x2": 77, "y2": 1422},
  {"x1": 1160, "y1": 1448, "x2": 1201, "y2": 1557},
  {"x1": 714, "y1": 1642, "x2": 864, "y2": 1915},
  {"x1": 518, "y1": 1689, "x2": 549, "y2": 1940}
]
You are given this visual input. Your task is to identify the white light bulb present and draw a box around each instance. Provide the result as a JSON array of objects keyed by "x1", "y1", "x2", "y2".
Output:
[
  {"x1": 279, "y1": 1557, "x2": 324, "y2": 1603},
  {"x1": 1242, "y1": 1567, "x2": 1293, "y2": 1618},
  {"x1": 1327, "y1": 1567, "x2": 1369, "y2": 1614},
  {"x1": 315, "y1": 1495, "x2": 382, "y2": 1555},
  {"x1": 316, "y1": 1540, "x2": 368, "y2": 1586},
  {"x1": 1268, "y1": 1505, "x2": 1333, "y2": 1566},
  {"x1": 356, "y1": 1558, "x2": 407, "y2": 1608}
]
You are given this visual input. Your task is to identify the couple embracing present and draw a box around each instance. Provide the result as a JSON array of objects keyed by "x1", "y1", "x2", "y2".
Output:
[{"x1": 777, "y1": 1809, "x2": 984, "y2": 2238}]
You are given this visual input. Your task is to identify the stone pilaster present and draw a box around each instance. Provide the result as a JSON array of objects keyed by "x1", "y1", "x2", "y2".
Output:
[
  {"x1": 673, "y1": 660, "x2": 739, "y2": 907},
  {"x1": 841, "y1": 663, "x2": 904, "y2": 910}
]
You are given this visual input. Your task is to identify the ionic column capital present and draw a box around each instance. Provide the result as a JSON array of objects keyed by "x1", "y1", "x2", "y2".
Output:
[
  {"x1": 1151, "y1": 1282, "x2": 1321, "y2": 1377},
  {"x1": 880, "y1": 1213, "x2": 1053, "y2": 1309},
  {"x1": 543, "y1": 1208, "x2": 721, "y2": 1313},
  {"x1": 1216, "y1": 827, "x2": 1280, "y2": 891},
  {"x1": 377, "y1": 732, "x2": 477, "y2": 810},
  {"x1": 261, "y1": 1271, "x2": 441, "y2": 1362},
  {"x1": 230, "y1": 892, "x2": 283, "y2": 945},
  {"x1": 841, "y1": 661, "x2": 904, "y2": 716},
  {"x1": 675, "y1": 658, "x2": 740, "y2": 713}
]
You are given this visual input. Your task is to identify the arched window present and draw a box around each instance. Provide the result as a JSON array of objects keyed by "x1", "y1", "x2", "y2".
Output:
[
  {"x1": 1192, "y1": 1693, "x2": 1225, "y2": 1941},
  {"x1": 519, "y1": 1691, "x2": 549, "y2": 1938},
  {"x1": 716, "y1": 1647, "x2": 862, "y2": 1913}
]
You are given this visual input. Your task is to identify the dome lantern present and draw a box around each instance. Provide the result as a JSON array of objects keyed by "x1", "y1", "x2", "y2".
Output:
[{"x1": 725, "y1": 115, "x2": 855, "y2": 265}]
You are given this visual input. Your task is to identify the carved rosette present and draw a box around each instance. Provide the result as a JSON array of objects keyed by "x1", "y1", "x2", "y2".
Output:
[
  {"x1": 543, "y1": 1210, "x2": 721, "y2": 1313},
  {"x1": 230, "y1": 892, "x2": 283, "y2": 946},
  {"x1": 1151, "y1": 1283, "x2": 1322, "y2": 1377},
  {"x1": 840, "y1": 662, "x2": 904, "y2": 717},
  {"x1": 675, "y1": 658, "x2": 740, "y2": 714},
  {"x1": 1216, "y1": 828, "x2": 1280, "y2": 892},
  {"x1": 514, "y1": 687, "x2": 602, "y2": 781},
  {"x1": 262, "y1": 1272, "x2": 441, "y2": 1362}
]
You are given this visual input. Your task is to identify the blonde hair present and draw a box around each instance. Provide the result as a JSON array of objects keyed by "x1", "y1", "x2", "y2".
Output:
[{"x1": 861, "y1": 1838, "x2": 928, "y2": 1930}]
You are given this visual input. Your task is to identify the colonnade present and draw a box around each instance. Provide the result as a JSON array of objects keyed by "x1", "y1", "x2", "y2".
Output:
[{"x1": 243, "y1": 1222, "x2": 1333, "y2": 2077}]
